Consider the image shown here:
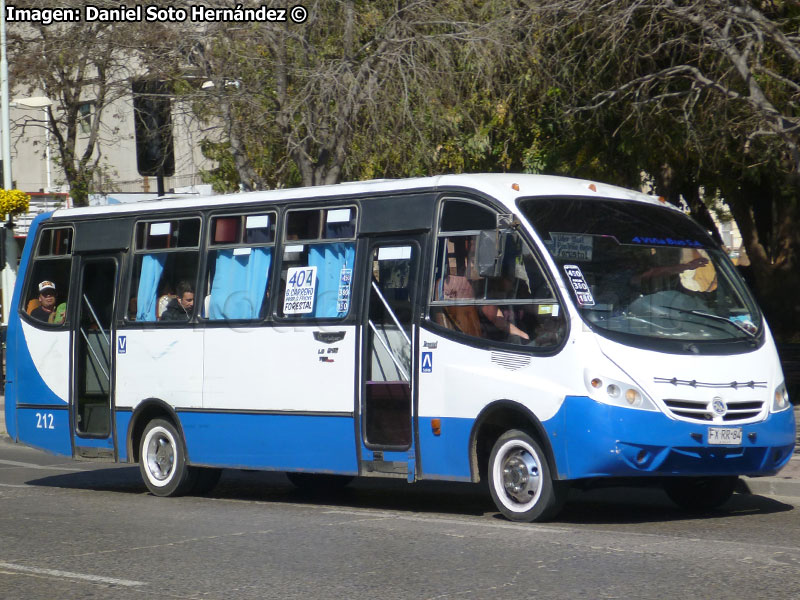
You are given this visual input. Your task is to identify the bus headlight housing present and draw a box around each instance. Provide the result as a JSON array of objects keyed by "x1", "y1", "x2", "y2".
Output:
[
  {"x1": 772, "y1": 382, "x2": 791, "y2": 412},
  {"x1": 585, "y1": 371, "x2": 657, "y2": 411}
]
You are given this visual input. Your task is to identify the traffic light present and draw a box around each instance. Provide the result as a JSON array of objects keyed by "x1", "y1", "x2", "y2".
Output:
[{"x1": 132, "y1": 80, "x2": 175, "y2": 178}]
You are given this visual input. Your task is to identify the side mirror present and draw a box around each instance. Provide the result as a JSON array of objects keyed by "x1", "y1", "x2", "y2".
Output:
[{"x1": 475, "y1": 214, "x2": 517, "y2": 278}]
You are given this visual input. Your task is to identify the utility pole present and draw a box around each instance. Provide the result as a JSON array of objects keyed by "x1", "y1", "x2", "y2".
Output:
[{"x1": 0, "y1": 0, "x2": 18, "y2": 327}]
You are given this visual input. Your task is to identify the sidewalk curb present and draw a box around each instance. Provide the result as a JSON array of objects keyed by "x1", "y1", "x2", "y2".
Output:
[
  {"x1": 740, "y1": 454, "x2": 800, "y2": 499},
  {"x1": 740, "y1": 476, "x2": 800, "y2": 499}
]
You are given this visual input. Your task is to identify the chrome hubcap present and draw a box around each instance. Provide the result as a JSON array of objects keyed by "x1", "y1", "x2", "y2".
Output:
[
  {"x1": 147, "y1": 434, "x2": 174, "y2": 481},
  {"x1": 502, "y1": 450, "x2": 540, "y2": 504}
]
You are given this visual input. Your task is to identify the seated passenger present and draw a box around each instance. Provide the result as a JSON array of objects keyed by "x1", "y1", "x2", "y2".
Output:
[
  {"x1": 157, "y1": 283, "x2": 175, "y2": 320},
  {"x1": 438, "y1": 274, "x2": 529, "y2": 341},
  {"x1": 30, "y1": 281, "x2": 65, "y2": 324},
  {"x1": 436, "y1": 275, "x2": 483, "y2": 337},
  {"x1": 160, "y1": 281, "x2": 194, "y2": 321}
]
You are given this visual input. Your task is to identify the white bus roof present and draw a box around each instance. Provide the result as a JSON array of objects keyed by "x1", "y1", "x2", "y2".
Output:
[{"x1": 52, "y1": 173, "x2": 666, "y2": 220}]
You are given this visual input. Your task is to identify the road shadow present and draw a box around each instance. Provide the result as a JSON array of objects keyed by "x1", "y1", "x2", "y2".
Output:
[
  {"x1": 25, "y1": 465, "x2": 148, "y2": 494},
  {"x1": 553, "y1": 485, "x2": 794, "y2": 525},
  {"x1": 25, "y1": 467, "x2": 794, "y2": 524},
  {"x1": 25, "y1": 467, "x2": 492, "y2": 516}
]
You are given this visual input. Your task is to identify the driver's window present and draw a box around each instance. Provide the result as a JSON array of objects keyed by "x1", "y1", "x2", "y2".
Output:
[
  {"x1": 429, "y1": 199, "x2": 565, "y2": 348},
  {"x1": 23, "y1": 227, "x2": 73, "y2": 326}
]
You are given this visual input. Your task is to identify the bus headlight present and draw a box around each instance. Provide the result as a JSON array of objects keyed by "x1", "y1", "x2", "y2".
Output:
[
  {"x1": 772, "y1": 382, "x2": 791, "y2": 412},
  {"x1": 583, "y1": 371, "x2": 657, "y2": 411}
]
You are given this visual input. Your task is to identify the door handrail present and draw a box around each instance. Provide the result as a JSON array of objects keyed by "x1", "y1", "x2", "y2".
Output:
[
  {"x1": 78, "y1": 327, "x2": 110, "y2": 381},
  {"x1": 371, "y1": 280, "x2": 412, "y2": 346},
  {"x1": 368, "y1": 319, "x2": 410, "y2": 381},
  {"x1": 82, "y1": 293, "x2": 110, "y2": 347}
]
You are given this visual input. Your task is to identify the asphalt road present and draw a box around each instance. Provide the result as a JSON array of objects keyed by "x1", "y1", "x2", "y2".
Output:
[{"x1": 1, "y1": 439, "x2": 800, "y2": 600}]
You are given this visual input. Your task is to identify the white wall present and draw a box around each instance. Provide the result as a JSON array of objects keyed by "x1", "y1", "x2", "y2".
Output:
[{"x1": 9, "y1": 89, "x2": 215, "y2": 197}]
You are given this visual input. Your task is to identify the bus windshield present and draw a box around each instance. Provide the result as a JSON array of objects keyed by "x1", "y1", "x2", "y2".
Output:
[{"x1": 520, "y1": 197, "x2": 762, "y2": 346}]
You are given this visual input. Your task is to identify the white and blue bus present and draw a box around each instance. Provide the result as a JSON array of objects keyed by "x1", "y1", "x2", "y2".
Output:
[{"x1": 4, "y1": 174, "x2": 795, "y2": 521}]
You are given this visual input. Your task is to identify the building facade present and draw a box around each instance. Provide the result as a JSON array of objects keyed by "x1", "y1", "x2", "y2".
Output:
[{"x1": 8, "y1": 86, "x2": 216, "y2": 236}]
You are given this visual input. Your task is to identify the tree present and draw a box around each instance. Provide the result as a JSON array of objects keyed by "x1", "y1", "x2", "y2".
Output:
[
  {"x1": 171, "y1": 0, "x2": 517, "y2": 190},
  {"x1": 526, "y1": 0, "x2": 800, "y2": 340}
]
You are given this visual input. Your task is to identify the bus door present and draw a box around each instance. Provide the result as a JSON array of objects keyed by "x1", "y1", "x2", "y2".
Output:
[
  {"x1": 359, "y1": 237, "x2": 424, "y2": 479},
  {"x1": 71, "y1": 256, "x2": 119, "y2": 460}
]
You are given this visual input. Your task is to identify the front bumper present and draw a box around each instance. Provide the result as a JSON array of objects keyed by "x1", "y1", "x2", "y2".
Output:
[{"x1": 543, "y1": 396, "x2": 796, "y2": 480}]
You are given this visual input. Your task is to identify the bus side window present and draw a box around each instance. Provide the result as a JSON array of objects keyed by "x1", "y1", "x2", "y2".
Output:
[
  {"x1": 204, "y1": 213, "x2": 276, "y2": 320},
  {"x1": 279, "y1": 207, "x2": 356, "y2": 319},
  {"x1": 23, "y1": 227, "x2": 73, "y2": 326},
  {"x1": 430, "y1": 199, "x2": 566, "y2": 348},
  {"x1": 128, "y1": 218, "x2": 201, "y2": 322}
]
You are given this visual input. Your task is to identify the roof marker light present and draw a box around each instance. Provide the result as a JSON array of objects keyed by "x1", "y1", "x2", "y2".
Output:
[
  {"x1": 588, "y1": 183, "x2": 597, "y2": 192},
  {"x1": 511, "y1": 183, "x2": 520, "y2": 191}
]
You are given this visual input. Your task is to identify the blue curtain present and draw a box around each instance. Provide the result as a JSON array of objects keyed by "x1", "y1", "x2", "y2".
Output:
[
  {"x1": 136, "y1": 253, "x2": 166, "y2": 321},
  {"x1": 208, "y1": 247, "x2": 272, "y2": 320},
  {"x1": 308, "y1": 242, "x2": 355, "y2": 318}
]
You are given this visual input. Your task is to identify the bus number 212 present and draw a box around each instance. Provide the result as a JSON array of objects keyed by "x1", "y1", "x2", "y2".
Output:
[{"x1": 35, "y1": 412, "x2": 55, "y2": 430}]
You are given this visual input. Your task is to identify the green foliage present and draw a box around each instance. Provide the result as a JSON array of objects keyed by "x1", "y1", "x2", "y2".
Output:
[{"x1": 198, "y1": 141, "x2": 240, "y2": 194}]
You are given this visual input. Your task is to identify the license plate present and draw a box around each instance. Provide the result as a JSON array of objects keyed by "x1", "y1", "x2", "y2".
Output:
[{"x1": 708, "y1": 427, "x2": 742, "y2": 445}]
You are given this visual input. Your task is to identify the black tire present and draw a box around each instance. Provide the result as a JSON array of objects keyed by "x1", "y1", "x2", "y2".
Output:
[
  {"x1": 138, "y1": 418, "x2": 196, "y2": 497},
  {"x1": 191, "y1": 467, "x2": 222, "y2": 495},
  {"x1": 286, "y1": 472, "x2": 354, "y2": 492},
  {"x1": 487, "y1": 429, "x2": 567, "y2": 522},
  {"x1": 663, "y1": 476, "x2": 738, "y2": 510}
]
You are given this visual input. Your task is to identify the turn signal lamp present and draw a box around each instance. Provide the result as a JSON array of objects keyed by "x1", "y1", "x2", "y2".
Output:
[{"x1": 431, "y1": 418, "x2": 442, "y2": 436}]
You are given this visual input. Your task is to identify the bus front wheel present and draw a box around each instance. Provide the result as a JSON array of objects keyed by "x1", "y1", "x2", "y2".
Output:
[
  {"x1": 139, "y1": 418, "x2": 196, "y2": 497},
  {"x1": 488, "y1": 430, "x2": 566, "y2": 522}
]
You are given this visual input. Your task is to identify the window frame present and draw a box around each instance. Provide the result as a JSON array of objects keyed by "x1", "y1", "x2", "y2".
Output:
[
  {"x1": 201, "y1": 209, "x2": 278, "y2": 323},
  {"x1": 78, "y1": 101, "x2": 94, "y2": 135},
  {"x1": 19, "y1": 224, "x2": 75, "y2": 329},
  {"x1": 426, "y1": 195, "x2": 569, "y2": 353},
  {"x1": 124, "y1": 215, "x2": 204, "y2": 325},
  {"x1": 275, "y1": 203, "x2": 359, "y2": 322}
]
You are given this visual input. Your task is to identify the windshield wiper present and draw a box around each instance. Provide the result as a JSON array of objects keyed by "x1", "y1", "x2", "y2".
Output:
[{"x1": 663, "y1": 306, "x2": 757, "y2": 339}]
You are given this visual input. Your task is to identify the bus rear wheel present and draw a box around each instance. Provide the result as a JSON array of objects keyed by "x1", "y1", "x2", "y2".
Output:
[
  {"x1": 663, "y1": 476, "x2": 738, "y2": 511},
  {"x1": 488, "y1": 430, "x2": 566, "y2": 522},
  {"x1": 139, "y1": 419, "x2": 196, "y2": 497}
]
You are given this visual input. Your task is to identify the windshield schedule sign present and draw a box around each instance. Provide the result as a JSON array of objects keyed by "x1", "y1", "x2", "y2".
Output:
[{"x1": 563, "y1": 264, "x2": 595, "y2": 306}]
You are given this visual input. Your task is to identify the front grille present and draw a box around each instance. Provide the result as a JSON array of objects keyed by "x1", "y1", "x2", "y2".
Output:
[{"x1": 663, "y1": 398, "x2": 765, "y2": 423}]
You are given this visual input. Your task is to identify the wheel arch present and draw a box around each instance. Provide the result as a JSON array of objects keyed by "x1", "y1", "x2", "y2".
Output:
[
  {"x1": 126, "y1": 398, "x2": 186, "y2": 464},
  {"x1": 468, "y1": 400, "x2": 558, "y2": 484}
]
